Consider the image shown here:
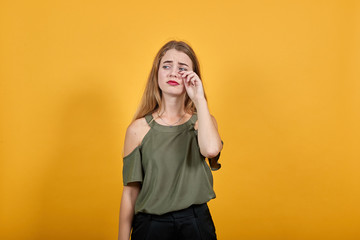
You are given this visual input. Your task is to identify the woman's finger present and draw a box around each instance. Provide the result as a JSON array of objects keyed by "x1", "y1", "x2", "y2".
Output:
[
  {"x1": 180, "y1": 70, "x2": 195, "y2": 78},
  {"x1": 185, "y1": 72, "x2": 196, "y2": 83}
]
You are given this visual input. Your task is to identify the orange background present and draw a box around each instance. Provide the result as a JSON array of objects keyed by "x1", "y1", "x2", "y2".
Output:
[{"x1": 1, "y1": 0, "x2": 360, "y2": 239}]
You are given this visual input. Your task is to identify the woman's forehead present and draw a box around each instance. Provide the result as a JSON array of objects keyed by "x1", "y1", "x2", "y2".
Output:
[{"x1": 161, "y1": 49, "x2": 192, "y2": 66}]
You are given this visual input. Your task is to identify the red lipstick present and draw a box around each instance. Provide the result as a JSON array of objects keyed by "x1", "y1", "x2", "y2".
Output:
[{"x1": 167, "y1": 80, "x2": 179, "y2": 86}]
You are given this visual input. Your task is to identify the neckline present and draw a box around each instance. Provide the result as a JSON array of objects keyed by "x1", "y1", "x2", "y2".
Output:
[{"x1": 148, "y1": 113, "x2": 197, "y2": 132}]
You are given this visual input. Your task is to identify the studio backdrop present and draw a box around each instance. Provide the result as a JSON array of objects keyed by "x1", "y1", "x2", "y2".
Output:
[{"x1": 1, "y1": 1, "x2": 359, "y2": 239}]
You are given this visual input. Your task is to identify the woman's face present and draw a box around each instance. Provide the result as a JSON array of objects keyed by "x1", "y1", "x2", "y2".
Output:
[{"x1": 158, "y1": 49, "x2": 193, "y2": 96}]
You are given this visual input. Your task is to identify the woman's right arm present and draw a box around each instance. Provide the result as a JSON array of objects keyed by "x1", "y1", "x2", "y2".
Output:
[
  {"x1": 118, "y1": 120, "x2": 144, "y2": 240},
  {"x1": 118, "y1": 182, "x2": 141, "y2": 240}
]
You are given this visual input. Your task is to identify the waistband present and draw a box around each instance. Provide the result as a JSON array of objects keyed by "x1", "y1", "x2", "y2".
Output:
[{"x1": 135, "y1": 203, "x2": 208, "y2": 221}]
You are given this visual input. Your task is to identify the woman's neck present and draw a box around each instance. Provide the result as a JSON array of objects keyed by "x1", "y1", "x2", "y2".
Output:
[{"x1": 157, "y1": 94, "x2": 187, "y2": 120}]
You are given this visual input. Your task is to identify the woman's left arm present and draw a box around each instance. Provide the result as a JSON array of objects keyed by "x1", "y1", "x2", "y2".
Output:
[
  {"x1": 180, "y1": 70, "x2": 223, "y2": 158},
  {"x1": 195, "y1": 98, "x2": 223, "y2": 158}
]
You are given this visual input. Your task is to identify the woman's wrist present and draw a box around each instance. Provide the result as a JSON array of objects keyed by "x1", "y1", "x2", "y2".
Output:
[{"x1": 194, "y1": 97, "x2": 207, "y2": 109}]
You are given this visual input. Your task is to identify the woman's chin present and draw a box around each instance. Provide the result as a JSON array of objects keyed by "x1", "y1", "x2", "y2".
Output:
[{"x1": 161, "y1": 89, "x2": 186, "y2": 97}]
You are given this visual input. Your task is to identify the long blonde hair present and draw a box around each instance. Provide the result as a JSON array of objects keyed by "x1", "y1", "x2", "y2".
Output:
[{"x1": 132, "y1": 40, "x2": 208, "y2": 122}]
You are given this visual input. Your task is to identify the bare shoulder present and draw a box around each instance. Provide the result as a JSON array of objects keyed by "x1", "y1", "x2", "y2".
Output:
[
  {"x1": 194, "y1": 114, "x2": 219, "y2": 130},
  {"x1": 123, "y1": 117, "x2": 150, "y2": 158}
]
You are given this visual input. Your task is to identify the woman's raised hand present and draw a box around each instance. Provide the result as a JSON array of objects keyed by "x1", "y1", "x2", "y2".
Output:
[{"x1": 180, "y1": 70, "x2": 205, "y2": 105}]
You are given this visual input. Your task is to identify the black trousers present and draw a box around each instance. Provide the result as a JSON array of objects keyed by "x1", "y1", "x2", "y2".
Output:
[{"x1": 131, "y1": 203, "x2": 217, "y2": 240}]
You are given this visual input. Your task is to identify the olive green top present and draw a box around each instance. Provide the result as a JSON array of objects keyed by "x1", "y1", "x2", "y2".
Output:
[{"x1": 122, "y1": 113, "x2": 223, "y2": 215}]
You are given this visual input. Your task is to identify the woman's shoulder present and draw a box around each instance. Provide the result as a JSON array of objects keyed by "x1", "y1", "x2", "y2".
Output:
[
  {"x1": 123, "y1": 116, "x2": 151, "y2": 158},
  {"x1": 128, "y1": 116, "x2": 149, "y2": 133}
]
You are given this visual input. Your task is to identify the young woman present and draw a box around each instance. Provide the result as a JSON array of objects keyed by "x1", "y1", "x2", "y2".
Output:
[{"x1": 118, "y1": 40, "x2": 224, "y2": 240}]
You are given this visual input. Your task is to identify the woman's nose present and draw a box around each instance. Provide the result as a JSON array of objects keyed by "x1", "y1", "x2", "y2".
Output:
[{"x1": 170, "y1": 68, "x2": 180, "y2": 77}]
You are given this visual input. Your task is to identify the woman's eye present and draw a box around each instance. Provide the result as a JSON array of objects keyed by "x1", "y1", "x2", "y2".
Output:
[
  {"x1": 163, "y1": 65, "x2": 170, "y2": 69},
  {"x1": 179, "y1": 67, "x2": 187, "y2": 71}
]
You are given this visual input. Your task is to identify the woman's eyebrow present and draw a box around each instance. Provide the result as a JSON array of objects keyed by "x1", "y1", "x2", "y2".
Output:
[{"x1": 162, "y1": 60, "x2": 189, "y2": 67}]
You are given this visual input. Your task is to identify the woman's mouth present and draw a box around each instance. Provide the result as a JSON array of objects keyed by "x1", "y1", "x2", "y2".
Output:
[{"x1": 167, "y1": 80, "x2": 179, "y2": 86}]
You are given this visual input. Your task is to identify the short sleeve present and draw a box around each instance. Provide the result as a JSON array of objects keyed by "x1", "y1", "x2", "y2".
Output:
[
  {"x1": 122, "y1": 146, "x2": 143, "y2": 186},
  {"x1": 208, "y1": 140, "x2": 224, "y2": 171}
]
